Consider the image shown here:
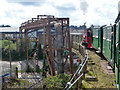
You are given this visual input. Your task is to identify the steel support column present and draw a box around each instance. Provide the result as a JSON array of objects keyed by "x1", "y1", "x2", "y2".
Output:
[
  {"x1": 67, "y1": 19, "x2": 73, "y2": 74},
  {"x1": 47, "y1": 17, "x2": 55, "y2": 76}
]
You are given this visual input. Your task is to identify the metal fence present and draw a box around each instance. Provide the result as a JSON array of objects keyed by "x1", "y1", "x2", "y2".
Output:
[
  {"x1": 64, "y1": 42, "x2": 88, "y2": 90},
  {"x1": 21, "y1": 60, "x2": 43, "y2": 76}
]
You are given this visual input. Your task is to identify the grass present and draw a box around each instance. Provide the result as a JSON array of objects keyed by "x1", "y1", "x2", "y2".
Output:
[
  {"x1": 82, "y1": 49, "x2": 117, "y2": 88},
  {"x1": 3, "y1": 78, "x2": 31, "y2": 88}
]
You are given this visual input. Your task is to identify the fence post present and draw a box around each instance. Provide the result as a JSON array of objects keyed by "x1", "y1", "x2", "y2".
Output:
[
  {"x1": 16, "y1": 67, "x2": 18, "y2": 78},
  {"x1": 2, "y1": 78, "x2": 5, "y2": 83},
  {"x1": 78, "y1": 71, "x2": 82, "y2": 89},
  {"x1": 74, "y1": 75, "x2": 77, "y2": 89},
  {"x1": 21, "y1": 63, "x2": 22, "y2": 76},
  {"x1": 84, "y1": 60, "x2": 87, "y2": 73},
  {"x1": 82, "y1": 62, "x2": 87, "y2": 80},
  {"x1": 19, "y1": 79, "x2": 21, "y2": 88},
  {"x1": 2, "y1": 78, "x2": 5, "y2": 88},
  {"x1": 79, "y1": 44, "x2": 80, "y2": 52}
]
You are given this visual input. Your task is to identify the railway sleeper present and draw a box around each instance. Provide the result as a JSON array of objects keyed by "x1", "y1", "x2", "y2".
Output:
[
  {"x1": 88, "y1": 60, "x2": 93, "y2": 62},
  {"x1": 85, "y1": 76, "x2": 98, "y2": 81},
  {"x1": 88, "y1": 62, "x2": 95, "y2": 65}
]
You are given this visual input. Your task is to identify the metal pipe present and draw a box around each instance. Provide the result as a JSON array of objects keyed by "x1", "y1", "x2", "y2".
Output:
[{"x1": 67, "y1": 73, "x2": 83, "y2": 90}]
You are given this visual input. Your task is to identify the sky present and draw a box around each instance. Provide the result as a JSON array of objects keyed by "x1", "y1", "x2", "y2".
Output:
[{"x1": 0, "y1": 0, "x2": 120, "y2": 27}]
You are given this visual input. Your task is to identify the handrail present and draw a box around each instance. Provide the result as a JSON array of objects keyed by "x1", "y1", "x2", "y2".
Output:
[
  {"x1": 64, "y1": 44, "x2": 88, "y2": 90},
  {"x1": 66, "y1": 73, "x2": 83, "y2": 90}
]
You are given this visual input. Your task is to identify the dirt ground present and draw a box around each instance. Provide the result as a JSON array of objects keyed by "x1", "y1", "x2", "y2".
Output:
[{"x1": 82, "y1": 49, "x2": 117, "y2": 88}]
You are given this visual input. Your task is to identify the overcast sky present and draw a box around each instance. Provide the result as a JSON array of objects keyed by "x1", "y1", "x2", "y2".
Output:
[{"x1": 0, "y1": 0, "x2": 119, "y2": 27}]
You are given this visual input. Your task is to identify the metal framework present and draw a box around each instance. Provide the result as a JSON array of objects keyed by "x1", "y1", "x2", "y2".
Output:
[
  {"x1": 1, "y1": 32, "x2": 19, "y2": 41},
  {"x1": 19, "y1": 15, "x2": 73, "y2": 76}
]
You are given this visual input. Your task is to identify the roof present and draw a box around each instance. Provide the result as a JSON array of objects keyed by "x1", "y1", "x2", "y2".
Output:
[
  {"x1": 70, "y1": 33, "x2": 83, "y2": 35},
  {"x1": 0, "y1": 27, "x2": 19, "y2": 33}
]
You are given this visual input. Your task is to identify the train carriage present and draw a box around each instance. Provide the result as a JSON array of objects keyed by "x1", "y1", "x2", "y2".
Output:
[
  {"x1": 91, "y1": 25, "x2": 115, "y2": 69},
  {"x1": 102, "y1": 26, "x2": 114, "y2": 67},
  {"x1": 92, "y1": 27, "x2": 101, "y2": 50},
  {"x1": 81, "y1": 4, "x2": 120, "y2": 89},
  {"x1": 114, "y1": 9, "x2": 120, "y2": 89},
  {"x1": 90, "y1": 24, "x2": 120, "y2": 89},
  {"x1": 114, "y1": 21, "x2": 120, "y2": 89}
]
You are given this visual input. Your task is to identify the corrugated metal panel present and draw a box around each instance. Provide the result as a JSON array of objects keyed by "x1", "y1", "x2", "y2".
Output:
[
  {"x1": 0, "y1": 27, "x2": 19, "y2": 32},
  {"x1": 70, "y1": 33, "x2": 83, "y2": 35}
]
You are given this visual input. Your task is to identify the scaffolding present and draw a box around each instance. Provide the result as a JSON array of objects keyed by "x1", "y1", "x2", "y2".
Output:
[{"x1": 19, "y1": 15, "x2": 73, "y2": 76}]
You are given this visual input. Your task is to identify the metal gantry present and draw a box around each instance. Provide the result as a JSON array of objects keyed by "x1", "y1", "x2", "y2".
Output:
[{"x1": 19, "y1": 15, "x2": 73, "y2": 76}]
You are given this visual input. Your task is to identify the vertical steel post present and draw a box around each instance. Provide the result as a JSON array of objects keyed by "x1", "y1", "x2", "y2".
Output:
[
  {"x1": 16, "y1": 67, "x2": 18, "y2": 78},
  {"x1": 26, "y1": 30, "x2": 29, "y2": 68},
  {"x1": 43, "y1": 20, "x2": 54, "y2": 75},
  {"x1": 71, "y1": 35, "x2": 73, "y2": 48},
  {"x1": 36, "y1": 30, "x2": 39, "y2": 65},
  {"x1": 67, "y1": 18, "x2": 73, "y2": 74},
  {"x1": 19, "y1": 28, "x2": 21, "y2": 39},
  {"x1": 47, "y1": 16, "x2": 55, "y2": 76},
  {"x1": 43, "y1": 21, "x2": 46, "y2": 52},
  {"x1": 100, "y1": 27, "x2": 103, "y2": 54},
  {"x1": 9, "y1": 39, "x2": 12, "y2": 78},
  {"x1": 113, "y1": 24, "x2": 116, "y2": 70}
]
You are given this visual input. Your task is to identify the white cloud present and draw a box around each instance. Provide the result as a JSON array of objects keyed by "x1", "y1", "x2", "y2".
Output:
[
  {"x1": 86, "y1": 0, "x2": 119, "y2": 26},
  {"x1": 0, "y1": 0, "x2": 120, "y2": 27}
]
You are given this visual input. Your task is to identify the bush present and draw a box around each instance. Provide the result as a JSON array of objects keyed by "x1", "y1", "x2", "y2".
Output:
[{"x1": 42, "y1": 74, "x2": 72, "y2": 89}]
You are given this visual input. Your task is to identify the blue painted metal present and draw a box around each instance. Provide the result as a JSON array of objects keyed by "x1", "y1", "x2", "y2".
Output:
[{"x1": 1, "y1": 73, "x2": 10, "y2": 78}]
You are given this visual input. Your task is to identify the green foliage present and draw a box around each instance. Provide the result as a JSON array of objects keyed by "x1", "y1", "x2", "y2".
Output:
[
  {"x1": 2, "y1": 40, "x2": 16, "y2": 61},
  {"x1": 1, "y1": 40, "x2": 16, "y2": 51},
  {"x1": 42, "y1": 54, "x2": 47, "y2": 77},
  {"x1": 2, "y1": 39, "x2": 27, "y2": 61},
  {"x1": 42, "y1": 74, "x2": 72, "y2": 89},
  {"x1": 1, "y1": 38, "x2": 43, "y2": 61},
  {"x1": 17, "y1": 38, "x2": 27, "y2": 60},
  {"x1": 38, "y1": 44, "x2": 43, "y2": 60}
]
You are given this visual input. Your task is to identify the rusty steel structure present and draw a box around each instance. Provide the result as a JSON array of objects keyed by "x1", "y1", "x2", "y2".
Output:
[{"x1": 19, "y1": 15, "x2": 73, "y2": 76}]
